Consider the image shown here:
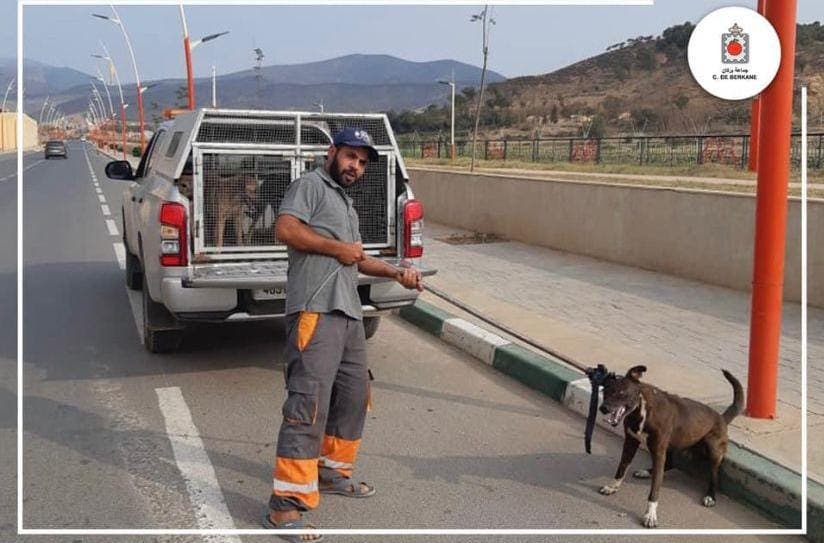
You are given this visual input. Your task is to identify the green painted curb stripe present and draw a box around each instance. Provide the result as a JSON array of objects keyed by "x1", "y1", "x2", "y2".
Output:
[
  {"x1": 398, "y1": 299, "x2": 451, "y2": 336},
  {"x1": 810, "y1": 480, "x2": 824, "y2": 543},
  {"x1": 492, "y1": 343, "x2": 579, "y2": 402}
]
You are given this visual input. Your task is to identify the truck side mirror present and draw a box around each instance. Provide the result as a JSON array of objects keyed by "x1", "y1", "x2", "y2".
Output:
[{"x1": 105, "y1": 160, "x2": 135, "y2": 181}]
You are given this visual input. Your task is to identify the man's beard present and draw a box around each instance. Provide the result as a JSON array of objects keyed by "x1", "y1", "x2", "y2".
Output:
[{"x1": 330, "y1": 154, "x2": 361, "y2": 187}]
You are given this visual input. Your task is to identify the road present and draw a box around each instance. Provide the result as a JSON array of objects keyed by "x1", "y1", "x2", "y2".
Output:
[{"x1": 0, "y1": 142, "x2": 802, "y2": 542}]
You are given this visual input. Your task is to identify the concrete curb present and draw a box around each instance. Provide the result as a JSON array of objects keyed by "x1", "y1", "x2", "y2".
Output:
[{"x1": 399, "y1": 299, "x2": 823, "y2": 539}]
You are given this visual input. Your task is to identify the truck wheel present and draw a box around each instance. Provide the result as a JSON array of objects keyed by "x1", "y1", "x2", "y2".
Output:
[
  {"x1": 125, "y1": 249, "x2": 143, "y2": 290},
  {"x1": 142, "y1": 286, "x2": 184, "y2": 353},
  {"x1": 123, "y1": 216, "x2": 142, "y2": 290},
  {"x1": 363, "y1": 317, "x2": 380, "y2": 340}
]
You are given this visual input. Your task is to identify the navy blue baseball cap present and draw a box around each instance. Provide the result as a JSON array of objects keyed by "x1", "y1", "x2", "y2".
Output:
[{"x1": 333, "y1": 127, "x2": 379, "y2": 161}]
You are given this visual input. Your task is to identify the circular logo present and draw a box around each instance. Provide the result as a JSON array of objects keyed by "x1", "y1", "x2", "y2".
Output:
[{"x1": 687, "y1": 6, "x2": 781, "y2": 100}]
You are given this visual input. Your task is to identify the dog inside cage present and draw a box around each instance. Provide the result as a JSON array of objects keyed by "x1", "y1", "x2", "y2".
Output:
[{"x1": 202, "y1": 153, "x2": 292, "y2": 250}]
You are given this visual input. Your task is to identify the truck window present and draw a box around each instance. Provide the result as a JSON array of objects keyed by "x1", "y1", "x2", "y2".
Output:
[
  {"x1": 144, "y1": 131, "x2": 167, "y2": 176},
  {"x1": 134, "y1": 131, "x2": 163, "y2": 179},
  {"x1": 166, "y1": 131, "x2": 184, "y2": 158}
]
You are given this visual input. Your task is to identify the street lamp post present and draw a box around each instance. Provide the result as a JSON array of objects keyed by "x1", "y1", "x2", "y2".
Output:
[
  {"x1": 178, "y1": 4, "x2": 229, "y2": 110},
  {"x1": 38, "y1": 96, "x2": 50, "y2": 141},
  {"x1": 93, "y1": 43, "x2": 128, "y2": 159},
  {"x1": 211, "y1": 65, "x2": 216, "y2": 107},
  {"x1": 438, "y1": 74, "x2": 456, "y2": 161},
  {"x1": 90, "y1": 81, "x2": 109, "y2": 148},
  {"x1": 95, "y1": 68, "x2": 116, "y2": 150},
  {"x1": 2, "y1": 78, "x2": 14, "y2": 112},
  {"x1": 93, "y1": 6, "x2": 147, "y2": 153}
]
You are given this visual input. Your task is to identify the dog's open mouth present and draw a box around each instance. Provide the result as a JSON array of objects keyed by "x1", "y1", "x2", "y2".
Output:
[{"x1": 605, "y1": 406, "x2": 627, "y2": 426}]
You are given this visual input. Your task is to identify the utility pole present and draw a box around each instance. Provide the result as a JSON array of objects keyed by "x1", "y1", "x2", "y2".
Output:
[
  {"x1": 212, "y1": 65, "x2": 217, "y2": 107},
  {"x1": 470, "y1": 6, "x2": 495, "y2": 172},
  {"x1": 253, "y1": 46, "x2": 265, "y2": 106}
]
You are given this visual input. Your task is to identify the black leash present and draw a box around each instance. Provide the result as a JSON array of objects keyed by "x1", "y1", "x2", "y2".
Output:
[{"x1": 585, "y1": 364, "x2": 611, "y2": 454}]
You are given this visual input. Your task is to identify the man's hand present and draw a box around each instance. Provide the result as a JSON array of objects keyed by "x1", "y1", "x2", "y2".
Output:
[
  {"x1": 335, "y1": 241, "x2": 366, "y2": 266},
  {"x1": 395, "y1": 267, "x2": 424, "y2": 292}
]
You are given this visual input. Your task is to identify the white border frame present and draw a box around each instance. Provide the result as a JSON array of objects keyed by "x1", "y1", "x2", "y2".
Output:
[{"x1": 16, "y1": 0, "x2": 808, "y2": 538}]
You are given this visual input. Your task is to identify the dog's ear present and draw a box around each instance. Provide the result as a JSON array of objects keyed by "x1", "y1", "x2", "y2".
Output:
[{"x1": 626, "y1": 365, "x2": 647, "y2": 381}]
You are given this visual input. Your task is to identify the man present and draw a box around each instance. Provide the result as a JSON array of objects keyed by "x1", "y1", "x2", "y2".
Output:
[{"x1": 264, "y1": 127, "x2": 423, "y2": 541}]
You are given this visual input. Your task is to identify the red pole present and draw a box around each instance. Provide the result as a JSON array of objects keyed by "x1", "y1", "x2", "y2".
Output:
[
  {"x1": 748, "y1": 98, "x2": 761, "y2": 171},
  {"x1": 121, "y1": 103, "x2": 127, "y2": 160},
  {"x1": 748, "y1": 0, "x2": 767, "y2": 172},
  {"x1": 184, "y1": 36, "x2": 196, "y2": 110},
  {"x1": 747, "y1": 0, "x2": 798, "y2": 419}
]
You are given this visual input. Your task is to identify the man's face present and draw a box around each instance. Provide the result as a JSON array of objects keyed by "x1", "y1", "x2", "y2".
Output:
[{"x1": 327, "y1": 145, "x2": 369, "y2": 187}]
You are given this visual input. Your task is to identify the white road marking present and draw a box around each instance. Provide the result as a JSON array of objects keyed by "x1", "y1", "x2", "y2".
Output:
[
  {"x1": 126, "y1": 288, "x2": 143, "y2": 342},
  {"x1": 98, "y1": 194, "x2": 106, "y2": 203},
  {"x1": 101, "y1": 204, "x2": 111, "y2": 216},
  {"x1": 155, "y1": 387, "x2": 241, "y2": 538},
  {"x1": 95, "y1": 187, "x2": 103, "y2": 194},
  {"x1": 113, "y1": 242, "x2": 126, "y2": 270},
  {"x1": 105, "y1": 219, "x2": 119, "y2": 236},
  {"x1": 0, "y1": 159, "x2": 46, "y2": 182}
]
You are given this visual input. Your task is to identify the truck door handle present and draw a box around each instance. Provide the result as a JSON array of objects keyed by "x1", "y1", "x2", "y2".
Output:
[
  {"x1": 138, "y1": 198, "x2": 144, "y2": 203},
  {"x1": 131, "y1": 196, "x2": 136, "y2": 202}
]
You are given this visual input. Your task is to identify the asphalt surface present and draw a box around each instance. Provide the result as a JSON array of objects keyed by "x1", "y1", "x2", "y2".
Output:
[{"x1": 0, "y1": 142, "x2": 805, "y2": 542}]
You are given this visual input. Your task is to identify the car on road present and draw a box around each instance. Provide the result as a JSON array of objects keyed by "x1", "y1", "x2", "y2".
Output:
[
  {"x1": 105, "y1": 108, "x2": 434, "y2": 353},
  {"x1": 44, "y1": 140, "x2": 67, "y2": 159}
]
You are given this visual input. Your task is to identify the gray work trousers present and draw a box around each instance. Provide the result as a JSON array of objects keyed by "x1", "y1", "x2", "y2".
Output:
[{"x1": 270, "y1": 310, "x2": 369, "y2": 512}]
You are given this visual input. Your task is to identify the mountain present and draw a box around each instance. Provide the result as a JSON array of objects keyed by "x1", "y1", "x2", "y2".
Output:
[
  {"x1": 389, "y1": 22, "x2": 824, "y2": 137},
  {"x1": 19, "y1": 54, "x2": 505, "y2": 121},
  {"x1": 0, "y1": 57, "x2": 94, "y2": 99},
  {"x1": 231, "y1": 54, "x2": 505, "y2": 86}
]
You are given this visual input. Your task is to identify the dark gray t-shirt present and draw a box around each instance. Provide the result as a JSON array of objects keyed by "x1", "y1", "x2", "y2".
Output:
[{"x1": 278, "y1": 167, "x2": 363, "y2": 320}]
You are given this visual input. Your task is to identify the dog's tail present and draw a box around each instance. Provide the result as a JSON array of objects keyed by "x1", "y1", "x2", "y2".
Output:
[{"x1": 722, "y1": 369, "x2": 745, "y2": 424}]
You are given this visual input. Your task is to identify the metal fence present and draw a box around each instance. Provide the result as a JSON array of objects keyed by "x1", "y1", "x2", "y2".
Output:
[{"x1": 399, "y1": 133, "x2": 824, "y2": 170}]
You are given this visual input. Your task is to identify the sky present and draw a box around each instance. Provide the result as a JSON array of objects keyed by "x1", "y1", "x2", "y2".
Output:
[{"x1": 1, "y1": 1, "x2": 823, "y2": 85}]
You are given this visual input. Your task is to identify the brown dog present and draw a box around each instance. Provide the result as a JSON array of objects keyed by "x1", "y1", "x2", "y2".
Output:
[
  {"x1": 597, "y1": 366, "x2": 743, "y2": 528},
  {"x1": 212, "y1": 174, "x2": 259, "y2": 249}
]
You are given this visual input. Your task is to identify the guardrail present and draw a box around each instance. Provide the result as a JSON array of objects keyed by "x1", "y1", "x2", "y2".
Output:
[{"x1": 399, "y1": 133, "x2": 824, "y2": 170}]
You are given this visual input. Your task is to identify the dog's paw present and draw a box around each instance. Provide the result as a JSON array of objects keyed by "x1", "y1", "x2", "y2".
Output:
[
  {"x1": 632, "y1": 469, "x2": 651, "y2": 479},
  {"x1": 599, "y1": 484, "x2": 620, "y2": 495},
  {"x1": 702, "y1": 495, "x2": 716, "y2": 507},
  {"x1": 642, "y1": 501, "x2": 658, "y2": 528}
]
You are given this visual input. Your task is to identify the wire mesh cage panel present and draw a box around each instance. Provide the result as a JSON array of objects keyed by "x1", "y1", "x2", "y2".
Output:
[
  {"x1": 197, "y1": 117, "x2": 299, "y2": 145},
  {"x1": 199, "y1": 151, "x2": 293, "y2": 252},
  {"x1": 342, "y1": 154, "x2": 390, "y2": 246},
  {"x1": 193, "y1": 111, "x2": 397, "y2": 257},
  {"x1": 196, "y1": 111, "x2": 392, "y2": 148}
]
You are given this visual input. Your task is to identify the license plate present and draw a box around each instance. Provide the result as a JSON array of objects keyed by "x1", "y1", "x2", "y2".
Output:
[{"x1": 252, "y1": 287, "x2": 286, "y2": 301}]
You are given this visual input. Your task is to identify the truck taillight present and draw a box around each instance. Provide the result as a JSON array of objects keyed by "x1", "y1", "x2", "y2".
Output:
[
  {"x1": 403, "y1": 199, "x2": 424, "y2": 258},
  {"x1": 159, "y1": 202, "x2": 187, "y2": 267}
]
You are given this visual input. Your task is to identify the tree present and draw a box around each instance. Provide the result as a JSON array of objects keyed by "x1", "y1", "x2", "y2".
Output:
[
  {"x1": 674, "y1": 94, "x2": 690, "y2": 111},
  {"x1": 601, "y1": 95, "x2": 625, "y2": 120},
  {"x1": 635, "y1": 47, "x2": 657, "y2": 71},
  {"x1": 549, "y1": 104, "x2": 559, "y2": 124},
  {"x1": 587, "y1": 116, "x2": 606, "y2": 139},
  {"x1": 175, "y1": 85, "x2": 188, "y2": 109},
  {"x1": 470, "y1": 5, "x2": 495, "y2": 172}
]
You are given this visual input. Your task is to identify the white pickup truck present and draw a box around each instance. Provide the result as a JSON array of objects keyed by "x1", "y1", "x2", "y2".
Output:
[{"x1": 105, "y1": 109, "x2": 434, "y2": 352}]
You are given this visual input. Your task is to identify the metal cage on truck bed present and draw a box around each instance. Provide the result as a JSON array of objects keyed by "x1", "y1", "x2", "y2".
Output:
[{"x1": 179, "y1": 109, "x2": 403, "y2": 260}]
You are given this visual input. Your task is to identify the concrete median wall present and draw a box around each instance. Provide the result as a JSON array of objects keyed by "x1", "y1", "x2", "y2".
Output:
[
  {"x1": 1, "y1": 112, "x2": 38, "y2": 151},
  {"x1": 409, "y1": 168, "x2": 823, "y2": 307}
]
